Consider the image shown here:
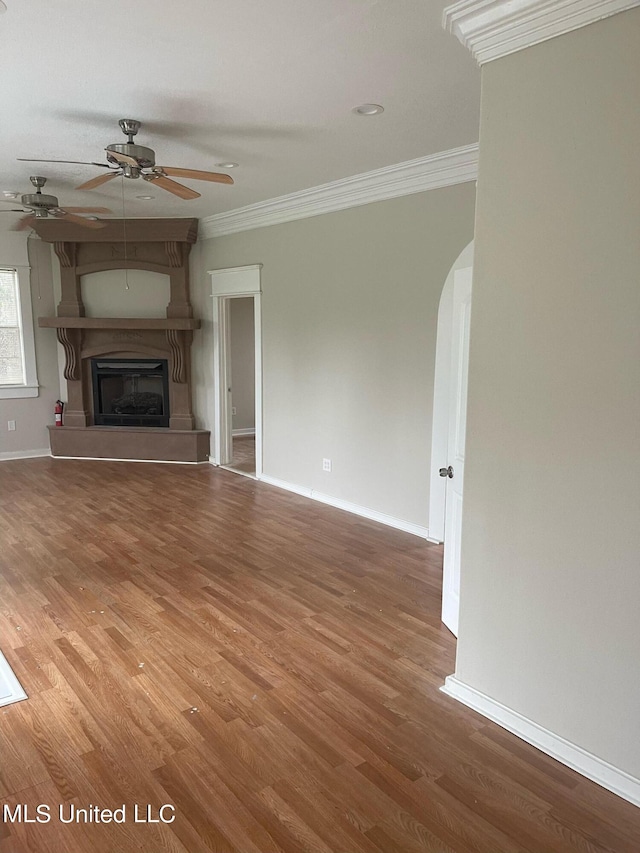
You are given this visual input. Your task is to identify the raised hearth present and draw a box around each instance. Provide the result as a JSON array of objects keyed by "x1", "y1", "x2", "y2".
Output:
[{"x1": 48, "y1": 426, "x2": 209, "y2": 463}]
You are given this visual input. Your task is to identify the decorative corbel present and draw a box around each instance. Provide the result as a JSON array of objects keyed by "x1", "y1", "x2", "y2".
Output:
[
  {"x1": 165, "y1": 240, "x2": 182, "y2": 268},
  {"x1": 56, "y1": 327, "x2": 81, "y2": 380},
  {"x1": 53, "y1": 241, "x2": 76, "y2": 268},
  {"x1": 167, "y1": 328, "x2": 187, "y2": 383}
]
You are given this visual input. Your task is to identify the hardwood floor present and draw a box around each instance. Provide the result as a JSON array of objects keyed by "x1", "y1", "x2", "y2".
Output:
[
  {"x1": 0, "y1": 458, "x2": 639, "y2": 853},
  {"x1": 226, "y1": 435, "x2": 256, "y2": 476}
]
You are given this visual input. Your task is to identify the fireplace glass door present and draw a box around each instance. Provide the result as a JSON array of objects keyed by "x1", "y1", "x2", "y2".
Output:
[{"x1": 91, "y1": 358, "x2": 170, "y2": 427}]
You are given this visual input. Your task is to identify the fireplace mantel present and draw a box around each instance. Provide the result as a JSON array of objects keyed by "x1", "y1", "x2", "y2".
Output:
[
  {"x1": 38, "y1": 317, "x2": 200, "y2": 330},
  {"x1": 36, "y1": 218, "x2": 209, "y2": 462}
]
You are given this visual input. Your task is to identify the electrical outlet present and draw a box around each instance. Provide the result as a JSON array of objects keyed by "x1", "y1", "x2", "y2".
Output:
[
  {"x1": 232, "y1": 407, "x2": 237, "y2": 415},
  {"x1": 322, "y1": 458, "x2": 332, "y2": 472},
  {"x1": 7, "y1": 420, "x2": 16, "y2": 431}
]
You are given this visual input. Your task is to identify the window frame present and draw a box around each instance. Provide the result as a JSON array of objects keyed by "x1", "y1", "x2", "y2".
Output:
[{"x1": 0, "y1": 264, "x2": 39, "y2": 399}]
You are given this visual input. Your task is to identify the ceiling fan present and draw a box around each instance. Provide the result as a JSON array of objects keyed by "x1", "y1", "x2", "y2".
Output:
[
  {"x1": 18, "y1": 119, "x2": 234, "y2": 200},
  {"x1": 0, "y1": 176, "x2": 111, "y2": 230}
]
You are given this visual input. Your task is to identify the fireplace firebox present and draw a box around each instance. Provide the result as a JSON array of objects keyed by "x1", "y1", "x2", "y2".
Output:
[{"x1": 91, "y1": 358, "x2": 170, "y2": 427}]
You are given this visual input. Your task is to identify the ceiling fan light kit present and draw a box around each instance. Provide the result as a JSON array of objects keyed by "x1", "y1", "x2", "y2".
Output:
[{"x1": 18, "y1": 119, "x2": 234, "y2": 202}]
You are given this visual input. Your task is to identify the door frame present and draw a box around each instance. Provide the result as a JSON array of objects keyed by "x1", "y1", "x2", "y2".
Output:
[{"x1": 208, "y1": 264, "x2": 262, "y2": 476}]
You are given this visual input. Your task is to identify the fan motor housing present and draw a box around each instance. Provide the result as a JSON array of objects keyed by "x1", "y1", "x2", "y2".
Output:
[
  {"x1": 106, "y1": 143, "x2": 155, "y2": 169},
  {"x1": 21, "y1": 192, "x2": 58, "y2": 209}
]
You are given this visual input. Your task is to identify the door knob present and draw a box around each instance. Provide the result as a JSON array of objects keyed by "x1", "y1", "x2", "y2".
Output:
[{"x1": 439, "y1": 466, "x2": 454, "y2": 478}]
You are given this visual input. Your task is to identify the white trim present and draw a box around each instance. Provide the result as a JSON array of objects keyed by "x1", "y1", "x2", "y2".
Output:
[
  {"x1": 233, "y1": 428, "x2": 256, "y2": 437},
  {"x1": 1, "y1": 265, "x2": 39, "y2": 396},
  {"x1": 0, "y1": 447, "x2": 50, "y2": 461},
  {"x1": 258, "y1": 474, "x2": 431, "y2": 539},
  {"x1": 207, "y1": 264, "x2": 263, "y2": 295},
  {"x1": 258, "y1": 475, "x2": 312, "y2": 498},
  {"x1": 200, "y1": 145, "x2": 479, "y2": 238},
  {"x1": 253, "y1": 294, "x2": 263, "y2": 479},
  {"x1": 0, "y1": 384, "x2": 39, "y2": 399},
  {"x1": 208, "y1": 267, "x2": 263, "y2": 476},
  {"x1": 443, "y1": 0, "x2": 640, "y2": 65},
  {"x1": 49, "y1": 455, "x2": 208, "y2": 465},
  {"x1": 0, "y1": 650, "x2": 28, "y2": 708},
  {"x1": 441, "y1": 675, "x2": 640, "y2": 808}
]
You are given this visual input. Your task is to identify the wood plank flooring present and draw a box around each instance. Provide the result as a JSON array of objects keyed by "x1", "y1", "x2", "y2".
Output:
[
  {"x1": 227, "y1": 436, "x2": 256, "y2": 476},
  {"x1": 0, "y1": 458, "x2": 639, "y2": 852}
]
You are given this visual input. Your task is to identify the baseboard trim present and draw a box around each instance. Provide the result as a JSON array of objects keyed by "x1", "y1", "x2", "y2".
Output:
[
  {"x1": 259, "y1": 475, "x2": 313, "y2": 498},
  {"x1": 441, "y1": 675, "x2": 640, "y2": 808},
  {"x1": 0, "y1": 448, "x2": 50, "y2": 462},
  {"x1": 232, "y1": 428, "x2": 256, "y2": 437},
  {"x1": 50, "y1": 455, "x2": 209, "y2": 465},
  {"x1": 258, "y1": 474, "x2": 430, "y2": 539}
]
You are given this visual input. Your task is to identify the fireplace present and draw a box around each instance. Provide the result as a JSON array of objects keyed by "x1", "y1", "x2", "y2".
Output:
[
  {"x1": 36, "y1": 218, "x2": 210, "y2": 462},
  {"x1": 91, "y1": 358, "x2": 170, "y2": 428}
]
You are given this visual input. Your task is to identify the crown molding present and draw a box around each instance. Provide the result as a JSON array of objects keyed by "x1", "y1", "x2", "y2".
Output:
[
  {"x1": 443, "y1": 0, "x2": 640, "y2": 64},
  {"x1": 200, "y1": 143, "x2": 478, "y2": 239}
]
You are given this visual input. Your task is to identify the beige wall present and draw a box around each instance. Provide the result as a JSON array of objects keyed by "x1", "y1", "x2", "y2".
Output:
[
  {"x1": 230, "y1": 297, "x2": 255, "y2": 432},
  {"x1": 192, "y1": 185, "x2": 476, "y2": 527},
  {"x1": 456, "y1": 10, "x2": 640, "y2": 778},
  {"x1": 0, "y1": 238, "x2": 60, "y2": 455}
]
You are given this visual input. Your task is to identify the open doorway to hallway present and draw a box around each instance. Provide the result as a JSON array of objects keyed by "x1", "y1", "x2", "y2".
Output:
[
  {"x1": 209, "y1": 264, "x2": 263, "y2": 478},
  {"x1": 223, "y1": 296, "x2": 256, "y2": 477}
]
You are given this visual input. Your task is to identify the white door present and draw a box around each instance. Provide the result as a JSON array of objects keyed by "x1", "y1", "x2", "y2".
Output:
[{"x1": 441, "y1": 267, "x2": 472, "y2": 637}]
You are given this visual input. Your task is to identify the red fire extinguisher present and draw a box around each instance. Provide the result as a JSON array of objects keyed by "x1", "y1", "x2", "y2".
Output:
[{"x1": 54, "y1": 400, "x2": 64, "y2": 427}]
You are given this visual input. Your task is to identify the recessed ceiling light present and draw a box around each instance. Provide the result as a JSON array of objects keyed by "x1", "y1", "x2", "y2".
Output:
[
  {"x1": 216, "y1": 162, "x2": 238, "y2": 169},
  {"x1": 2, "y1": 190, "x2": 19, "y2": 199},
  {"x1": 136, "y1": 195, "x2": 154, "y2": 200},
  {"x1": 352, "y1": 104, "x2": 384, "y2": 116}
]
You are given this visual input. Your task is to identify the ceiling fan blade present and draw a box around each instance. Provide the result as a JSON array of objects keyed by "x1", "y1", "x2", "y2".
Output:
[
  {"x1": 144, "y1": 174, "x2": 200, "y2": 199},
  {"x1": 76, "y1": 172, "x2": 118, "y2": 191},
  {"x1": 17, "y1": 158, "x2": 111, "y2": 168},
  {"x1": 0, "y1": 209, "x2": 26, "y2": 213},
  {"x1": 63, "y1": 206, "x2": 112, "y2": 214},
  {"x1": 159, "y1": 167, "x2": 234, "y2": 185},
  {"x1": 106, "y1": 149, "x2": 139, "y2": 167},
  {"x1": 14, "y1": 215, "x2": 36, "y2": 231},
  {"x1": 53, "y1": 211, "x2": 106, "y2": 229}
]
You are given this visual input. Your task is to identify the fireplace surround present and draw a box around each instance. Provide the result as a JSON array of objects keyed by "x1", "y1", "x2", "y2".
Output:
[{"x1": 35, "y1": 218, "x2": 209, "y2": 462}]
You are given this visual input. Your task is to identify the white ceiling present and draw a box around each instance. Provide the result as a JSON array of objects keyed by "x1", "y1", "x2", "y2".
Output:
[{"x1": 0, "y1": 0, "x2": 480, "y2": 227}]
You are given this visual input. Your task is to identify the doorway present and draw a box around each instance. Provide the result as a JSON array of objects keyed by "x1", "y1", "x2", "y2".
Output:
[
  {"x1": 209, "y1": 265, "x2": 262, "y2": 479},
  {"x1": 226, "y1": 296, "x2": 256, "y2": 476}
]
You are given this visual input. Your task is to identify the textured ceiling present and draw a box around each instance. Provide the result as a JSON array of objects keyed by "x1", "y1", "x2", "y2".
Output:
[{"x1": 0, "y1": 0, "x2": 480, "y2": 226}]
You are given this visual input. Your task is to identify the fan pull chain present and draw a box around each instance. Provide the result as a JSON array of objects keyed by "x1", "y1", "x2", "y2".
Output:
[
  {"x1": 27, "y1": 234, "x2": 42, "y2": 300},
  {"x1": 121, "y1": 176, "x2": 129, "y2": 290}
]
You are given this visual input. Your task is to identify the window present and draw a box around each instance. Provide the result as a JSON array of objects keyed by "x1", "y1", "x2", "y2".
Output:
[{"x1": 0, "y1": 266, "x2": 39, "y2": 398}]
